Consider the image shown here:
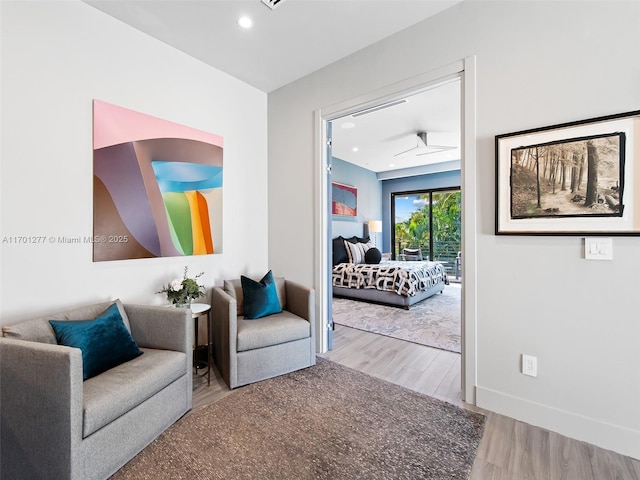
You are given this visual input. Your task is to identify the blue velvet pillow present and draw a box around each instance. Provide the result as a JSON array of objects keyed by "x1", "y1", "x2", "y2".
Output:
[
  {"x1": 241, "y1": 270, "x2": 282, "y2": 319},
  {"x1": 49, "y1": 303, "x2": 143, "y2": 380}
]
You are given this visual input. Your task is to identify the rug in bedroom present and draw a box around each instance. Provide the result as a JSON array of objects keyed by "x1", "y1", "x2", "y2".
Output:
[
  {"x1": 332, "y1": 283, "x2": 461, "y2": 353},
  {"x1": 111, "y1": 358, "x2": 485, "y2": 480}
]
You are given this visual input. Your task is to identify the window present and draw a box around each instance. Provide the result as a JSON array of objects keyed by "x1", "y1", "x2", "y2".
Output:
[{"x1": 391, "y1": 188, "x2": 461, "y2": 272}]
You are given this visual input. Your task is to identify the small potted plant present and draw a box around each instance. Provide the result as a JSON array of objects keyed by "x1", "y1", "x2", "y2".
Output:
[{"x1": 157, "y1": 266, "x2": 205, "y2": 308}]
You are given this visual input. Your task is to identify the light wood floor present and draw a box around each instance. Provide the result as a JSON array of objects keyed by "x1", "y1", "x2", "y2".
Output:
[{"x1": 193, "y1": 325, "x2": 640, "y2": 479}]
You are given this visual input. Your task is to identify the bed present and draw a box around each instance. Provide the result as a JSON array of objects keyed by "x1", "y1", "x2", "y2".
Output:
[{"x1": 331, "y1": 233, "x2": 448, "y2": 309}]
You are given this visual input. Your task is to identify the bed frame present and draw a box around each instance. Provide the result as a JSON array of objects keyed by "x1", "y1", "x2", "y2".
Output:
[{"x1": 333, "y1": 281, "x2": 444, "y2": 309}]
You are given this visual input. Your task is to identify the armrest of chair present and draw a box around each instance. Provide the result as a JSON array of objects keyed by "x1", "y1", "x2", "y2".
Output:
[
  {"x1": 124, "y1": 304, "x2": 192, "y2": 353},
  {"x1": 285, "y1": 280, "x2": 316, "y2": 361},
  {"x1": 211, "y1": 287, "x2": 237, "y2": 353},
  {"x1": 0, "y1": 338, "x2": 84, "y2": 478},
  {"x1": 284, "y1": 280, "x2": 315, "y2": 325},
  {"x1": 211, "y1": 286, "x2": 238, "y2": 387}
]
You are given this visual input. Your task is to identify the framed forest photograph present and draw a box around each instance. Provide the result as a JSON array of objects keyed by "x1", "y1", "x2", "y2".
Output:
[{"x1": 496, "y1": 110, "x2": 640, "y2": 235}]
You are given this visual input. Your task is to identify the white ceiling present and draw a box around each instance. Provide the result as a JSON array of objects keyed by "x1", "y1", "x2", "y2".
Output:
[
  {"x1": 84, "y1": 0, "x2": 461, "y2": 93},
  {"x1": 331, "y1": 78, "x2": 460, "y2": 173},
  {"x1": 84, "y1": 0, "x2": 462, "y2": 173}
]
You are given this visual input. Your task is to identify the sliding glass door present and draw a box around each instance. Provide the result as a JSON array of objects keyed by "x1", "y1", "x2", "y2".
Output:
[{"x1": 391, "y1": 188, "x2": 461, "y2": 275}]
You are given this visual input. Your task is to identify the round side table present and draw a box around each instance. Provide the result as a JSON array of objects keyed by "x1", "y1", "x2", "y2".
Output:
[{"x1": 190, "y1": 303, "x2": 212, "y2": 386}]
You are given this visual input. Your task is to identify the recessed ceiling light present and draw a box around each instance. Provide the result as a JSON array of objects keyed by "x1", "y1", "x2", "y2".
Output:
[
  {"x1": 389, "y1": 163, "x2": 395, "y2": 168},
  {"x1": 237, "y1": 16, "x2": 253, "y2": 29},
  {"x1": 352, "y1": 147, "x2": 359, "y2": 152},
  {"x1": 341, "y1": 122, "x2": 355, "y2": 129}
]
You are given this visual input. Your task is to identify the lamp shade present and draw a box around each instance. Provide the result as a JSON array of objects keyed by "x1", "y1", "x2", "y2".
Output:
[{"x1": 368, "y1": 220, "x2": 382, "y2": 233}]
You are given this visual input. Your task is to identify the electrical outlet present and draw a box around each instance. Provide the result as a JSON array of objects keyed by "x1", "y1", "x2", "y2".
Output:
[{"x1": 522, "y1": 354, "x2": 537, "y2": 377}]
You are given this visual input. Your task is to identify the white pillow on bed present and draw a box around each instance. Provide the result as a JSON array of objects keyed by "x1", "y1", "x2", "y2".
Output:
[{"x1": 344, "y1": 240, "x2": 372, "y2": 264}]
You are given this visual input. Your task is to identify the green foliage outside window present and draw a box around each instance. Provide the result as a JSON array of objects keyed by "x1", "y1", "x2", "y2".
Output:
[{"x1": 394, "y1": 190, "x2": 461, "y2": 264}]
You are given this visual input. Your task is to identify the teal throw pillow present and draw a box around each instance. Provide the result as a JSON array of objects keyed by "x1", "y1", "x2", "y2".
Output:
[
  {"x1": 49, "y1": 303, "x2": 143, "y2": 380},
  {"x1": 241, "y1": 270, "x2": 282, "y2": 319}
]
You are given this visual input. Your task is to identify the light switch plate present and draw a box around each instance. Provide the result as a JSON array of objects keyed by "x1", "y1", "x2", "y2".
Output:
[{"x1": 584, "y1": 237, "x2": 613, "y2": 260}]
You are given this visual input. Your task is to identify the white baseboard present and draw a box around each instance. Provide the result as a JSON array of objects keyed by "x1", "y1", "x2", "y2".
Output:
[{"x1": 476, "y1": 386, "x2": 640, "y2": 460}]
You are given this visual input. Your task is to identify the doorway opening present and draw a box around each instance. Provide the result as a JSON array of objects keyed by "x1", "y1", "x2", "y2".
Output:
[
  {"x1": 322, "y1": 80, "x2": 463, "y2": 405},
  {"x1": 315, "y1": 57, "x2": 477, "y2": 403}
]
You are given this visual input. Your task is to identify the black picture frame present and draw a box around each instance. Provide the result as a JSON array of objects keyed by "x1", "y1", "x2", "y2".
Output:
[{"x1": 495, "y1": 110, "x2": 640, "y2": 235}]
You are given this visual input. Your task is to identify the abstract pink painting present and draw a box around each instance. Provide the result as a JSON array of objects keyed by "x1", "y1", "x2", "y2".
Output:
[{"x1": 93, "y1": 100, "x2": 223, "y2": 261}]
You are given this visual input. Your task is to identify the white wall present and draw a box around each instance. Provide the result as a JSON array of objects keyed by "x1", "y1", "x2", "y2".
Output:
[
  {"x1": 0, "y1": 1, "x2": 268, "y2": 323},
  {"x1": 268, "y1": 1, "x2": 640, "y2": 459}
]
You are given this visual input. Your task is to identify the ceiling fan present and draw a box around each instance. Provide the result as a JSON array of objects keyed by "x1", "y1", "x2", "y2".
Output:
[{"x1": 393, "y1": 131, "x2": 456, "y2": 157}]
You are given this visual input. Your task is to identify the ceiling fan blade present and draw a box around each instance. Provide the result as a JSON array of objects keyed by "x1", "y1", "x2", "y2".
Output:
[
  {"x1": 416, "y1": 145, "x2": 457, "y2": 156},
  {"x1": 424, "y1": 144, "x2": 457, "y2": 150},
  {"x1": 393, "y1": 145, "x2": 419, "y2": 157},
  {"x1": 394, "y1": 132, "x2": 456, "y2": 157}
]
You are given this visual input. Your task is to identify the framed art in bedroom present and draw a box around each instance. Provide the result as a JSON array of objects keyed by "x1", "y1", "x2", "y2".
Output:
[
  {"x1": 332, "y1": 182, "x2": 357, "y2": 218},
  {"x1": 495, "y1": 110, "x2": 640, "y2": 235}
]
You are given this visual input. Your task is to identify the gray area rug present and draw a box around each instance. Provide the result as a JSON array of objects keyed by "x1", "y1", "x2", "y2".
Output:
[
  {"x1": 112, "y1": 358, "x2": 484, "y2": 480},
  {"x1": 333, "y1": 283, "x2": 461, "y2": 353}
]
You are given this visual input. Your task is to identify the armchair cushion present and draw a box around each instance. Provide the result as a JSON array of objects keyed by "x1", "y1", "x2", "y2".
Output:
[
  {"x1": 82, "y1": 348, "x2": 186, "y2": 437},
  {"x1": 236, "y1": 311, "x2": 311, "y2": 352},
  {"x1": 49, "y1": 303, "x2": 143, "y2": 380},
  {"x1": 241, "y1": 270, "x2": 282, "y2": 319}
]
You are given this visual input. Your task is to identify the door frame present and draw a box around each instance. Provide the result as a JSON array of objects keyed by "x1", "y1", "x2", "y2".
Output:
[{"x1": 314, "y1": 56, "x2": 477, "y2": 404}]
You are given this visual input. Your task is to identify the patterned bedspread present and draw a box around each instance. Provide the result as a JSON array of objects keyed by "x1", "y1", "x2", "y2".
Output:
[{"x1": 332, "y1": 261, "x2": 447, "y2": 297}]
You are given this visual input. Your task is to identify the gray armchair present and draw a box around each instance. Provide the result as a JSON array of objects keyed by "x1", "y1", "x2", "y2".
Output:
[
  {"x1": 211, "y1": 277, "x2": 315, "y2": 389},
  {"x1": 1, "y1": 301, "x2": 192, "y2": 480}
]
